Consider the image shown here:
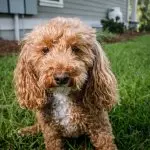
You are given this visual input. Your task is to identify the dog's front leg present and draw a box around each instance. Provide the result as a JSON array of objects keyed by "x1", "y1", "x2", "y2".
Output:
[
  {"x1": 37, "y1": 112, "x2": 63, "y2": 150},
  {"x1": 87, "y1": 111, "x2": 117, "y2": 150},
  {"x1": 89, "y1": 131, "x2": 117, "y2": 150},
  {"x1": 18, "y1": 123, "x2": 40, "y2": 136},
  {"x1": 42, "y1": 123, "x2": 63, "y2": 150}
]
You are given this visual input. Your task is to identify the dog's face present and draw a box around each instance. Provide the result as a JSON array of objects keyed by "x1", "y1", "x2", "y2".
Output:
[
  {"x1": 23, "y1": 18, "x2": 95, "y2": 92},
  {"x1": 14, "y1": 17, "x2": 117, "y2": 110}
]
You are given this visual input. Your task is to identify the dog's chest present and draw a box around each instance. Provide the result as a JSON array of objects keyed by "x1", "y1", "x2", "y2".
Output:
[
  {"x1": 51, "y1": 93, "x2": 78, "y2": 135},
  {"x1": 52, "y1": 93, "x2": 71, "y2": 125}
]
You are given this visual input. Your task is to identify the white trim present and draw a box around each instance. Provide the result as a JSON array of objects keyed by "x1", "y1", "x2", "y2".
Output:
[
  {"x1": 125, "y1": 0, "x2": 129, "y2": 28},
  {"x1": 126, "y1": 0, "x2": 129, "y2": 22},
  {"x1": 39, "y1": 0, "x2": 64, "y2": 8},
  {"x1": 131, "y1": 0, "x2": 138, "y2": 22},
  {"x1": 14, "y1": 14, "x2": 20, "y2": 41}
]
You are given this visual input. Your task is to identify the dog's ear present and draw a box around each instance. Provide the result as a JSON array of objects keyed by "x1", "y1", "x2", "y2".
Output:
[
  {"x1": 14, "y1": 41, "x2": 45, "y2": 110},
  {"x1": 83, "y1": 41, "x2": 118, "y2": 111}
]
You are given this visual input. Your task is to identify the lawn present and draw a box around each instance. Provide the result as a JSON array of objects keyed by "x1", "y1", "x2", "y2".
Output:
[{"x1": 0, "y1": 35, "x2": 150, "y2": 150}]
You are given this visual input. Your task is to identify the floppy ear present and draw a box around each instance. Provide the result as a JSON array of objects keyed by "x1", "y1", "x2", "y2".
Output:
[
  {"x1": 14, "y1": 42, "x2": 45, "y2": 110},
  {"x1": 83, "y1": 41, "x2": 118, "y2": 111}
]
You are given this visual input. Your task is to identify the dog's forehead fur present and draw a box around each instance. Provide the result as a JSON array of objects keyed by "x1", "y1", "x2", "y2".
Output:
[
  {"x1": 25, "y1": 17, "x2": 96, "y2": 48},
  {"x1": 22, "y1": 17, "x2": 96, "y2": 72}
]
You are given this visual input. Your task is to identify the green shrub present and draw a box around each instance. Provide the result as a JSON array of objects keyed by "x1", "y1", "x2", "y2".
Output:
[
  {"x1": 101, "y1": 19, "x2": 125, "y2": 34},
  {"x1": 138, "y1": 0, "x2": 150, "y2": 32},
  {"x1": 139, "y1": 23, "x2": 150, "y2": 32},
  {"x1": 96, "y1": 30, "x2": 117, "y2": 43}
]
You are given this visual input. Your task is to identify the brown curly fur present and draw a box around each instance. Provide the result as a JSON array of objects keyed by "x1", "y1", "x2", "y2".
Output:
[{"x1": 14, "y1": 17, "x2": 118, "y2": 150}]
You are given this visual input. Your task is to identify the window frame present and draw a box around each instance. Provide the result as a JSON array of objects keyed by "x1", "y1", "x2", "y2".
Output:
[{"x1": 39, "y1": 0, "x2": 64, "y2": 8}]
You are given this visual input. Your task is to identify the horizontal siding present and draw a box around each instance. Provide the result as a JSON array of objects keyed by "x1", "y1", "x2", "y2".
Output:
[
  {"x1": 38, "y1": 0, "x2": 127, "y2": 24},
  {"x1": 0, "y1": 29, "x2": 31, "y2": 40},
  {"x1": 0, "y1": 30, "x2": 14, "y2": 40}
]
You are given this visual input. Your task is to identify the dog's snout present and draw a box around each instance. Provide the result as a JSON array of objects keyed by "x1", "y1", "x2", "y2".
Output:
[{"x1": 54, "y1": 73, "x2": 70, "y2": 85}]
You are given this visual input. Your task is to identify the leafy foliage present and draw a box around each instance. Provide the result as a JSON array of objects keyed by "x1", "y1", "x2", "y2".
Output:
[
  {"x1": 138, "y1": 0, "x2": 150, "y2": 31},
  {"x1": 96, "y1": 30, "x2": 117, "y2": 43},
  {"x1": 101, "y1": 19, "x2": 125, "y2": 34}
]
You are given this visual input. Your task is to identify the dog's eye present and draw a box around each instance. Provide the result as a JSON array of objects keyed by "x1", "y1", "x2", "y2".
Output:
[
  {"x1": 72, "y1": 46, "x2": 80, "y2": 53},
  {"x1": 42, "y1": 47, "x2": 49, "y2": 54}
]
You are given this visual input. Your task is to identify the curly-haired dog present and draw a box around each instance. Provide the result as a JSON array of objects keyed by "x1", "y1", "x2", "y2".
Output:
[{"x1": 14, "y1": 17, "x2": 118, "y2": 150}]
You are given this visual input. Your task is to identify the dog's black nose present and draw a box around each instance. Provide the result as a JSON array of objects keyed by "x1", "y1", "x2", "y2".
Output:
[{"x1": 54, "y1": 74, "x2": 70, "y2": 85}]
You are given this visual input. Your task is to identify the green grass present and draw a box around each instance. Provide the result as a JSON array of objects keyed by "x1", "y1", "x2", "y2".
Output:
[{"x1": 0, "y1": 35, "x2": 150, "y2": 150}]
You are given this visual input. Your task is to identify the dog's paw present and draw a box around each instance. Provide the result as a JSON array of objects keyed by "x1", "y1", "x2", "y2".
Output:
[{"x1": 17, "y1": 129, "x2": 26, "y2": 136}]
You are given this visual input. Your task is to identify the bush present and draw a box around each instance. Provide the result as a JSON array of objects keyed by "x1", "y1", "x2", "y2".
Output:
[
  {"x1": 139, "y1": 23, "x2": 150, "y2": 32},
  {"x1": 138, "y1": 0, "x2": 150, "y2": 32},
  {"x1": 96, "y1": 30, "x2": 117, "y2": 43},
  {"x1": 101, "y1": 19, "x2": 125, "y2": 34}
]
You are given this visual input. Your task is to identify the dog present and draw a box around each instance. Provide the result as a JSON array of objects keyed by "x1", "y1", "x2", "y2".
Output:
[{"x1": 14, "y1": 17, "x2": 118, "y2": 150}]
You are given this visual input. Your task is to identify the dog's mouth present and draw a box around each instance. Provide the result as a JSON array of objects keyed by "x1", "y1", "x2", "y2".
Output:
[{"x1": 46, "y1": 86, "x2": 71, "y2": 95}]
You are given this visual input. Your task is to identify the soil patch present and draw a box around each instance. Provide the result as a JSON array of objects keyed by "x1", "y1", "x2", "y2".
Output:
[
  {"x1": 101, "y1": 32, "x2": 149, "y2": 43},
  {"x1": 0, "y1": 39, "x2": 20, "y2": 56}
]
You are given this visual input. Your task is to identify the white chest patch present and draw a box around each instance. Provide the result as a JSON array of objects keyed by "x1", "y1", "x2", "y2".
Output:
[
  {"x1": 51, "y1": 88, "x2": 78, "y2": 135},
  {"x1": 52, "y1": 92, "x2": 71, "y2": 126}
]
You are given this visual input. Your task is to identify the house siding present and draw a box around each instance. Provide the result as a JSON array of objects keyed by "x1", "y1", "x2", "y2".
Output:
[
  {"x1": 38, "y1": 0, "x2": 127, "y2": 26},
  {"x1": 0, "y1": 0, "x2": 128, "y2": 40}
]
